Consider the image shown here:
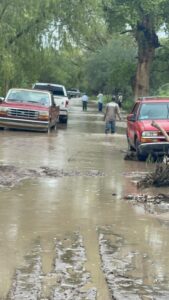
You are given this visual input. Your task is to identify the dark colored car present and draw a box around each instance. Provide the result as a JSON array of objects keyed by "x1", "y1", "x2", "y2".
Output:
[
  {"x1": 0, "y1": 88, "x2": 59, "y2": 132},
  {"x1": 67, "y1": 88, "x2": 81, "y2": 98},
  {"x1": 127, "y1": 97, "x2": 169, "y2": 160}
]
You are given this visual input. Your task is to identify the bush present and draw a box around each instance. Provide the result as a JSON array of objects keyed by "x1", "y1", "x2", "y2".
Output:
[
  {"x1": 157, "y1": 83, "x2": 169, "y2": 96},
  {"x1": 122, "y1": 98, "x2": 134, "y2": 112}
]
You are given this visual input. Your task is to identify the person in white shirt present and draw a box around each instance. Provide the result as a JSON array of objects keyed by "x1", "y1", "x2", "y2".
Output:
[
  {"x1": 104, "y1": 96, "x2": 121, "y2": 134},
  {"x1": 81, "y1": 93, "x2": 89, "y2": 111},
  {"x1": 97, "y1": 92, "x2": 103, "y2": 112},
  {"x1": 117, "y1": 93, "x2": 123, "y2": 108}
]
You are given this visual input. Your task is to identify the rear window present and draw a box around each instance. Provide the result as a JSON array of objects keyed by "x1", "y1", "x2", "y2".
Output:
[
  {"x1": 139, "y1": 103, "x2": 169, "y2": 120},
  {"x1": 34, "y1": 84, "x2": 65, "y2": 97}
]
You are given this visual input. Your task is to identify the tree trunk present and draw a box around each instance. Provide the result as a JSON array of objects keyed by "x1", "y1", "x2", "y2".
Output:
[
  {"x1": 134, "y1": 47, "x2": 154, "y2": 99},
  {"x1": 134, "y1": 16, "x2": 160, "y2": 100}
]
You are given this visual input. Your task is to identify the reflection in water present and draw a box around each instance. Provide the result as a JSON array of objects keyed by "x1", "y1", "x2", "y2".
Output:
[{"x1": 0, "y1": 101, "x2": 169, "y2": 298}]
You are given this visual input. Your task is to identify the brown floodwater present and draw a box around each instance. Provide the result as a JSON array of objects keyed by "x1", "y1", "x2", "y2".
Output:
[{"x1": 0, "y1": 100, "x2": 169, "y2": 299}]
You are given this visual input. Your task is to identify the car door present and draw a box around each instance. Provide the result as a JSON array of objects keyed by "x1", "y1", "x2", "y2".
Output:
[{"x1": 127, "y1": 103, "x2": 140, "y2": 146}]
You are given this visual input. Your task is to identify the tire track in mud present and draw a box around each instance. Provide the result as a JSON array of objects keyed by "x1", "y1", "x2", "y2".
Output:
[
  {"x1": 6, "y1": 233, "x2": 97, "y2": 300},
  {"x1": 98, "y1": 226, "x2": 169, "y2": 300},
  {"x1": 7, "y1": 242, "x2": 42, "y2": 300},
  {"x1": 6, "y1": 227, "x2": 169, "y2": 299},
  {"x1": 52, "y1": 233, "x2": 97, "y2": 299}
]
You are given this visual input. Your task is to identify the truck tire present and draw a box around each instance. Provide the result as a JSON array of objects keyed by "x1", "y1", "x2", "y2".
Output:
[{"x1": 135, "y1": 139, "x2": 147, "y2": 161}]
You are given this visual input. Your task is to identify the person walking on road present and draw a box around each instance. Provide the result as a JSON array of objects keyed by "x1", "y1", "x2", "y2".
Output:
[
  {"x1": 97, "y1": 92, "x2": 103, "y2": 112},
  {"x1": 104, "y1": 96, "x2": 121, "y2": 134},
  {"x1": 81, "y1": 93, "x2": 88, "y2": 111}
]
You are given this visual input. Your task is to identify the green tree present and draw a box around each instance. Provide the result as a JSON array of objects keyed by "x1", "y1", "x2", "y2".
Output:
[
  {"x1": 102, "y1": 0, "x2": 169, "y2": 99},
  {"x1": 0, "y1": 0, "x2": 106, "y2": 93},
  {"x1": 85, "y1": 36, "x2": 136, "y2": 96},
  {"x1": 151, "y1": 38, "x2": 169, "y2": 95}
]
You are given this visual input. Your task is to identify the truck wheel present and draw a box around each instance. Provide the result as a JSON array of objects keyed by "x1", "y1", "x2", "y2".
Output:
[
  {"x1": 127, "y1": 134, "x2": 135, "y2": 151},
  {"x1": 59, "y1": 116, "x2": 68, "y2": 124},
  {"x1": 136, "y1": 139, "x2": 147, "y2": 161},
  {"x1": 47, "y1": 124, "x2": 51, "y2": 134},
  {"x1": 63, "y1": 117, "x2": 68, "y2": 124}
]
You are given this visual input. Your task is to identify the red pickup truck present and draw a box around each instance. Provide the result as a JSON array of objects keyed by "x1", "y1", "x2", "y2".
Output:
[
  {"x1": 0, "y1": 88, "x2": 59, "y2": 132},
  {"x1": 127, "y1": 97, "x2": 169, "y2": 160}
]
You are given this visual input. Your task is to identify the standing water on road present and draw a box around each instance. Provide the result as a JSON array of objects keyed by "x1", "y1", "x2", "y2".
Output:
[{"x1": 0, "y1": 99, "x2": 169, "y2": 299}]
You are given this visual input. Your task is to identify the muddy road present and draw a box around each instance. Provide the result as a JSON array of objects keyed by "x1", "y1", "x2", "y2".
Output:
[{"x1": 1, "y1": 100, "x2": 169, "y2": 299}]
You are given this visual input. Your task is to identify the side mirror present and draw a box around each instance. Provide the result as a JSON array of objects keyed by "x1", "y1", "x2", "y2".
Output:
[
  {"x1": 127, "y1": 113, "x2": 136, "y2": 122},
  {"x1": 0, "y1": 97, "x2": 4, "y2": 103}
]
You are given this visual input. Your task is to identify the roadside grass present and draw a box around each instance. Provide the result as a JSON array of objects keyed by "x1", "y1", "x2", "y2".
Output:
[
  {"x1": 122, "y1": 98, "x2": 134, "y2": 112},
  {"x1": 90, "y1": 94, "x2": 134, "y2": 113}
]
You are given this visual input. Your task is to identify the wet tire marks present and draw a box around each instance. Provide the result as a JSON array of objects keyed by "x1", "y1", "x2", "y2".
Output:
[
  {"x1": 7, "y1": 243, "x2": 42, "y2": 300},
  {"x1": 6, "y1": 228, "x2": 169, "y2": 299},
  {"x1": 52, "y1": 233, "x2": 96, "y2": 299},
  {"x1": 98, "y1": 226, "x2": 169, "y2": 300},
  {"x1": 7, "y1": 233, "x2": 97, "y2": 300}
]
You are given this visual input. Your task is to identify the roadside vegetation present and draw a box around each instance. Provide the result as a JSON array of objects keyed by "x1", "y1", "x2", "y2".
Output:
[{"x1": 0, "y1": 0, "x2": 169, "y2": 105}]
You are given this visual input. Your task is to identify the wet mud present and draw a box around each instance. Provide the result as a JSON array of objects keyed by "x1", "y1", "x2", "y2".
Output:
[
  {"x1": 7, "y1": 227, "x2": 169, "y2": 300},
  {"x1": 98, "y1": 226, "x2": 169, "y2": 299},
  {"x1": 0, "y1": 164, "x2": 105, "y2": 188},
  {"x1": 2, "y1": 100, "x2": 169, "y2": 299},
  {"x1": 7, "y1": 233, "x2": 97, "y2": 300},
  {"x1": 124, "y1": 171, "x2": 169, "y2": 215}
]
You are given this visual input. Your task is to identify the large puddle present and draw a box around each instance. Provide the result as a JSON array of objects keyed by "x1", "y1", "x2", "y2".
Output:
[{"x1": 0, "y1": 100, "x2": 169, "y2": 299}]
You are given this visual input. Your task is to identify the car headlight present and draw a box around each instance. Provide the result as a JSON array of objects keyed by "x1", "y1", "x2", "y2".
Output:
[
  {"x1": 39, "y1": 111, "x2": 49, "y2": 116},
  {"x1": 142, "y1": 131, "x2": 158, "y2": 137},
  {"x1": 0, "y1": 107, "x2": 9, "y2": 112}
]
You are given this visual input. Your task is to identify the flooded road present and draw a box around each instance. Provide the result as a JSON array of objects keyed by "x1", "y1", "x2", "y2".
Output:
[{"x1": 1, "y1": 100, "x2": 169, "y2": 299}]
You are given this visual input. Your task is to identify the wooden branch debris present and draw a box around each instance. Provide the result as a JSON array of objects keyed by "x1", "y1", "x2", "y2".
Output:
[
  {"x1": 151, "y1": 120, "x2": 169, "y2": 142},
  {"x1": 137, "y1": 163, "x2": 169, "y2": 188},
  {"x1": 125, "y1": 193, "x2": 169, "y2": 204},
  {"x1": 135, "y1": 121, "x2": 169, "y2": 188}
]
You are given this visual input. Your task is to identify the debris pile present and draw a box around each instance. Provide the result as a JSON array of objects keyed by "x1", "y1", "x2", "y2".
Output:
[
  {"x1": 137, "y1": 163, "x2": 169, "y2": 188},
  {"x1": 124, "y1": 193, "x2": 169, "y2": 204}
]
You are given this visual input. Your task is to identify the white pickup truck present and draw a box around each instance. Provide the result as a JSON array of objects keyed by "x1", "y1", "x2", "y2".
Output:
[{"x1": 33, "y1": 83, "x2": 69, "y2": 123}]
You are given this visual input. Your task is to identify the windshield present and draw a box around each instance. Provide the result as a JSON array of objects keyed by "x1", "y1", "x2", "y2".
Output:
[
  {"x1": 6, "y1": 90, "x2": 50, "y2": 106},
  {"x1": 139, "y1": 103, "x2": 169, "y2": 120}
]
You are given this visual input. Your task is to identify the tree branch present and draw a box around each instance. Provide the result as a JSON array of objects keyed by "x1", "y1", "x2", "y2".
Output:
[{"x1": 151, "y1": 120, "x2": 169, "y2": 142}]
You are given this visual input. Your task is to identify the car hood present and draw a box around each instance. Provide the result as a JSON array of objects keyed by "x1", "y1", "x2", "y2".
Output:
[
  {"x1": 139, "y1": 120, "x2": 169, "y2": 131},
  {"x1": 2, "y1": 102, "x2": 48, "y2": 111}
]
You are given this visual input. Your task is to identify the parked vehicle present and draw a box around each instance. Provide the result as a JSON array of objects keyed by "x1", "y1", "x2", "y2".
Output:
[
  {"x1": 67, "y1": 88, "x2": 81, "y2": 98},
  {"x1": 0, "y1": 88, "x2": 59, "y2": 132},
  {"x1": 33, "y1": 83, "x2": 69, "y2": 123},
  {"x1": 127, "y1": 96, "x2": 169, "y2": 160}
]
